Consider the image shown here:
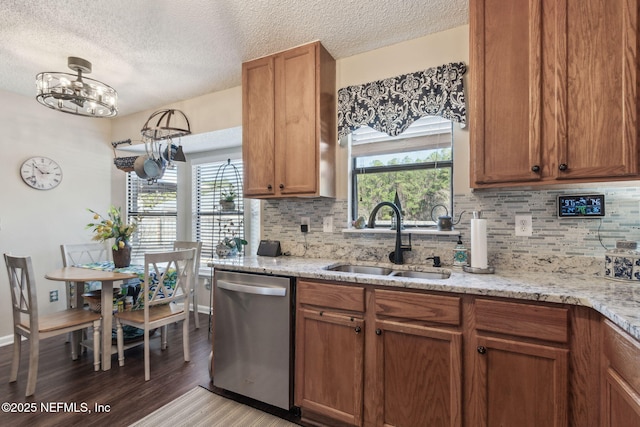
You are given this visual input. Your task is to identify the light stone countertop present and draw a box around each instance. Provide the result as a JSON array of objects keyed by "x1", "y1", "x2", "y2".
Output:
[{"x1": 207, "y1": 255, "x2": 640, "y2": 343}]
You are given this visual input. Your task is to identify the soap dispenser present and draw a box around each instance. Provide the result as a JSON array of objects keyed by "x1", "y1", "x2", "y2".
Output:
[{"x1": 453, "y1": 235, "x2": 468, "y2": 267}]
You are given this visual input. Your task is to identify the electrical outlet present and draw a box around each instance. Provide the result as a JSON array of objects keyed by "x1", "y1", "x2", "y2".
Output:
[
  {"x1": 515, "y1": 215, "x2": 533, "y2": 236},
  {"x1": 300, "y1": 217, "x2": 310, "y2": 233},
  {"x1": 323, "y1": 216, "x2": 333, "y2": 233},
  {"x1": 49, "y1": 290, "x2": 58, "y2": 302}
]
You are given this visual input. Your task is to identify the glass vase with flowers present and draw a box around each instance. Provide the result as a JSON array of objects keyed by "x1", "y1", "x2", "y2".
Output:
[{"x1": 86, "y1": 206, "x2": 137, "y2": 268}]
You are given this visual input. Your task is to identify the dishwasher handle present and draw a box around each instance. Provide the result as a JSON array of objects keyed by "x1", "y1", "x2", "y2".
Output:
[{"x1": 217, "y1": 279, "x2": 287, "y2": 296}]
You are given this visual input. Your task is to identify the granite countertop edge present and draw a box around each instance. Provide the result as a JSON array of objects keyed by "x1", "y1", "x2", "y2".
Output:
[{"x1": 207, "y1": 256, "x2": 640, "y2": 343}]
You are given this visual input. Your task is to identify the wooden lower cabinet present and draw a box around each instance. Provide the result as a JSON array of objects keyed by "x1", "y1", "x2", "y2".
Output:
[
  {"x1": 373, "y1": 288, "x2": 463, "y2": 427},
  {"x1": 473, "y1": 336, "x2": 568, "y2": 426},
  {"x1": 295, "y1": 281, "x2": 463, "y2": 427},
  {"x1": 294, "y1": 281, "x2": 632, "y2": 427},
  {"x1": 375, "y1": 319, "x2": 462, "y2": 427},
  {"x1": 295, "y1": 280, "x2": 366, "y2": 426},
  {"x1": 471, "y1": 298, "x2": 570, "y2": 427},
  {"x1": 296, "y1": 308, "x2": 365, "y2": 426},
  {"x1": 601, "y1": 320, "x2": 640, "y2": 427}
]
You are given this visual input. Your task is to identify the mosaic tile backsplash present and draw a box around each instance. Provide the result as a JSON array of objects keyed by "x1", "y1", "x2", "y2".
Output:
[{"x1": 262, "y1": 186, "x2": 640, "y2": 275}]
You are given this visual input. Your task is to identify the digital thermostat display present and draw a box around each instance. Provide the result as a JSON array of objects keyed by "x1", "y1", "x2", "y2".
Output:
[{"x1": 557, "y1": 194, "x2": 605, "y2": 218}]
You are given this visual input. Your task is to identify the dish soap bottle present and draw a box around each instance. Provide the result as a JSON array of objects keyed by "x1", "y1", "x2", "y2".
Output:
[{"x1": 453, "y1": 235, "x2": 468, "y2": 267}]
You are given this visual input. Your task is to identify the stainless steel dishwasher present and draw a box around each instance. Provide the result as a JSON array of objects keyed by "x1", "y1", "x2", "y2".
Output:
[{"x1": 213, "y1": 270, "x2": 294, "y2": 410}]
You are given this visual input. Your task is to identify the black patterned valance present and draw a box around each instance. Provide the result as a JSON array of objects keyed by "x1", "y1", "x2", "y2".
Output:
[{"x1": 337, "y1": 62, "x2": 467, "y2": 140}]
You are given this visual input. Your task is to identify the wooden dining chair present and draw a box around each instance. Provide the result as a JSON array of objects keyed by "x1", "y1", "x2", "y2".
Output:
[
  {"x1": 60, "y1": 242, "x2": 112, "y2": 344},
  {"x1": 60, "y1": 242, "x2": 112, "y2": 308},
  {"x1": 115, "y1": 248, "x2": 196, "y2": 381},
  {"x1": 3, "y1": 254, "x2": 101, "y2": 397},
  {"x1": 172, "y1": 241, "x2": 203, "y2": 329}
]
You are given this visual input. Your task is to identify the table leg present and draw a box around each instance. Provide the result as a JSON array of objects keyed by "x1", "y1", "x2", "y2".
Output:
[
  {"x1": 74, "y1": 281, "x2": 84, "y2": 310},
  {"x1": 73, "y1": 281, "x2": 85, "y2": 356},
  {"x1": 101, "y1": 280, "x2": 114, "y2": 371}
]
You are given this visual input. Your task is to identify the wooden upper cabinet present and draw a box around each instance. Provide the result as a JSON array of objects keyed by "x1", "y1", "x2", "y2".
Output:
[
  {"x1": 242, "y1": 56, "x2": 276, "y2": 196},
  {"x1": 555, "y1": 0, "x2": 638, "y2": 180},
  {"x1": 470, "y1": 0, "x2": 543, "y2": 185},
  {"x1": 470, "y1": 0, "x2": 639, "y2": 187},
  {"x1": 242, "y1": 41, "x2": 336, "y2": 198}
]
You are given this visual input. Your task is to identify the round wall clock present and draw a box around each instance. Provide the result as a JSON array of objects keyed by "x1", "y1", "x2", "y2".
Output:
[{"x1": 20, "y1": 156, "x2": 63, "y2": 190}]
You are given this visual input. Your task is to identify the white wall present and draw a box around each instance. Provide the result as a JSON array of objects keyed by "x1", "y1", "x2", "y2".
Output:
[{"x1": 0, "y1": 89, "x2": 112, "y2": 341}]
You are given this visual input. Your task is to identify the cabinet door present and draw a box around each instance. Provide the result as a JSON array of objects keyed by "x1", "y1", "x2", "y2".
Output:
[
  {"x1": 470, "y1": 0, "x2": 543, "y2": 185},
  {"x1": 474, "y1": 335, "x2": 568, "y2": 427},
  {"x1": 375, "y1": 320, "x2": 462, "y2": 427},
  {"x1": 242, "y1": 56, "x2": 276, "y2": 196},
  {"x1": 275, "y1": 43, "x2": 318, "y2": 195},
  {"x1": 554, "y1": 0, "x2": 638, "y2": 180},
  {"x1": 602, "y1": 320, "x2": 640, "y2": 426},
  {"x1": 602, "y1": 369, "x2": 640, "y2": 427},
  {"x1": 295, "y1": 308, "x2": 364, "y2": 426}
]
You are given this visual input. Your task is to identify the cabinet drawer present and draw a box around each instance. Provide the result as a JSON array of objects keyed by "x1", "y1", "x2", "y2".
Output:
[
  {"x1": 297, "y1": 280, "x2": 365, "y2": 312},
  {"x1": 375, "y1": 289, "x2": 460, "y2": 326},
  {"x1": 475, "y1": 298, "x2": 568, "y2": 343},
  {"x1": 603, "y1": 320, "x2": 640, "y2": 395}
]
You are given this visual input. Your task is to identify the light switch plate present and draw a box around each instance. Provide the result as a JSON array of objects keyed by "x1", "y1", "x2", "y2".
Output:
[
  {"x1": 323, "y1": 216, "x2": 333, "y2": 232},
  {"x1": 515, "y1": 215, "x2": 533, "y2": 236}
]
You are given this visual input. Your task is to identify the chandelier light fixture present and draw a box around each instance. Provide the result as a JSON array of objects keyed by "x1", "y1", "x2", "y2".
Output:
[{"x1": 35, "y1": 56, "x2": 118, "y2": 118}]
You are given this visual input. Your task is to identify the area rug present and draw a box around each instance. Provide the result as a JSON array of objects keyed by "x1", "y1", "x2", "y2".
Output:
[{"x1": 129, "y1": 386, "x2": 299, "y2": 427}]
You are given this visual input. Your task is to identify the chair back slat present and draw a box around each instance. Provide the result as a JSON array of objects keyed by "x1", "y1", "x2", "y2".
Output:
[
  {"x1": 172, "y1": 241, "x2": 202, "y2": 288},
  {"x1": 61, "y1": 242, "x2": 111, "y2": 266},
  {"x1": 4, "y1": 254, "x2": 38, "y2": 327},
  {"x1": 143, "y1": 249, "x2": 195, "y2": 309}
]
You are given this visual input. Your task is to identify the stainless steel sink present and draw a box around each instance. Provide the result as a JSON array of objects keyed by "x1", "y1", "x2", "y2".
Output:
[
  {"x1": 324, "y1": 263, "x2": 450, "y2": 280},
  {"x1": 325, "y1": 264, "x2": 393, "y2": 275},
  {"x1": 390, "y1": 270, "x2": 451, "y2": 280}
]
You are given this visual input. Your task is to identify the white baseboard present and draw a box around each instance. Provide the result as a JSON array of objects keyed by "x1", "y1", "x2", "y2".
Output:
[
  {"x1": 0, "y1": 334, "x2": 25, "y2": 348},
  {"x1": 194, "y1": 304, "x2": 210, "y2": 315}
]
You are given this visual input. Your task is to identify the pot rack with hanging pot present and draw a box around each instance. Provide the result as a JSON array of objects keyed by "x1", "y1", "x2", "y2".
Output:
[
  {"x1": 140, "y1": 108, "x2": 190, "y2": 162},
  {"x1": 140, "y1": 137, "x2": 166, "y2": 182},
  {"x1": 133, "y1": 109, "x2": 191, "y2": 182}
]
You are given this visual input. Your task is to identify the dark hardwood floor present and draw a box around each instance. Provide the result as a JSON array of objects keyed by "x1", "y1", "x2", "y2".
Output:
[{"x1": 0, "y1": 314, "x2": 212, "y2": 426}]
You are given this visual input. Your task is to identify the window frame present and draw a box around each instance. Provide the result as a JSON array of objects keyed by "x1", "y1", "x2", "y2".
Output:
[
  {"x1": 350, "y1": 117, "x2": 454, "y2": 227},
  {"x1": 126, "y1": 167, "x2": 178, "y2": 261}
]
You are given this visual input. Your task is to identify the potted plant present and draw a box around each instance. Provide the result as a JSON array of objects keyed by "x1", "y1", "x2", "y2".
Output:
[
  {"x1": 86, "y1": 206, "x2": 137, "y2": 268},
  {"x1": 220, "y1": 184, "x2": 237, "y2": 211},
  {"x1": 216, "y1": 236, "x2": 248, "y2": 258}
]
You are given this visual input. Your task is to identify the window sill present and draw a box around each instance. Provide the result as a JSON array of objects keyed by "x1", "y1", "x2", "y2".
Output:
[{"x1": 342, "y1": 227, "x2": 460, "y2": 236}]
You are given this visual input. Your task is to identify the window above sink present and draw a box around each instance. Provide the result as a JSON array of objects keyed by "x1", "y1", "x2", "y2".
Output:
[{"x1": 349, "y1": 116, "x2": 455, "y2": 228}]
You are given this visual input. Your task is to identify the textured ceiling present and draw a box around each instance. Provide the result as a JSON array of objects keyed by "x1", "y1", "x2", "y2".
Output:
[{"x1": 0, "y1": 0, "x2": 468, "y2": 117}]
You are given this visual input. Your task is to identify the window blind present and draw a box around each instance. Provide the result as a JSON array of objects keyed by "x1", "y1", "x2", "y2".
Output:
[
  {"x1": 351, "y1": 115, "x2": 453, "y2": 157},
  {"x1": 193, "y1": 160, "x2": 244, "y2": 259},
  {"x1": 127, "y1": 167, "x2": 177, "y2": 260}
]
